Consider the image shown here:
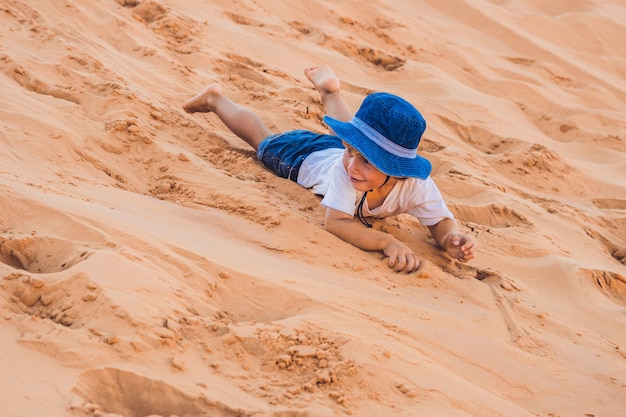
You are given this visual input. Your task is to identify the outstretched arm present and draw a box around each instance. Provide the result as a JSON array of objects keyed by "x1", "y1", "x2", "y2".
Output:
[
  {"x1": 428, "y1": 218, "x2": 476, "y2": 262},
  {"x1": 324, "y1": 207, "x2": 421, "y2": 273}
]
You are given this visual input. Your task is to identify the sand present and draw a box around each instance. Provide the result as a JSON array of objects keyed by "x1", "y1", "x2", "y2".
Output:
[{"x1": 1, "y1": 0, "x2": 625, "y2": 416}]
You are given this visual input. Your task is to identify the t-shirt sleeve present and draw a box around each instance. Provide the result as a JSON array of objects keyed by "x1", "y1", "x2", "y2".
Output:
[
  {"x1": 320, "y1": 161, "x2": 357, "y2": 216},
  {"x1": 406, "y1": 177, "x2": 454, "y2": 226}
]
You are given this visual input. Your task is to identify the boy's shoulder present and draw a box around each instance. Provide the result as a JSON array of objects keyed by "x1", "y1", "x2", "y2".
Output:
[
  {"x1": 399, "y1": 176, "x2": 432, "y2": 187},
  {"x1": 395, "y1": 176, "x2": 441, "y2": 197}
]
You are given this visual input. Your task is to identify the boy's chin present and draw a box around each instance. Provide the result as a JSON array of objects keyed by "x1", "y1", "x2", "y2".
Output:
[{"x1": 349, "y1": 180, "x2": 373, "y2": 192}]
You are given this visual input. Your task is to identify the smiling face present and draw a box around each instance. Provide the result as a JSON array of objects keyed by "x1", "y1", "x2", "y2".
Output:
[{"x1": 341, "y1": 142, "x2": 389, "y2": 192}]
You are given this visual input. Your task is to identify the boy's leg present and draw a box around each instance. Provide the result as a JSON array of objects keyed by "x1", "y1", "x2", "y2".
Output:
[
  {"x1": 304, "y1": 65, "x2": 353, "y2": 123},
  {"x1": 183, "y1": 84, "x2": 271, "y2": 151}
]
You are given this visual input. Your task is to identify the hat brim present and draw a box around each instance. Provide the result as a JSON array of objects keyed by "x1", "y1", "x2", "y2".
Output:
[{"x1": 324, "y1": 116, "x2": 432, "y2": 179}]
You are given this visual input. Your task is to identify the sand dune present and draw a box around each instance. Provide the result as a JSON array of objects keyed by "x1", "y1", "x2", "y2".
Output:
[{"x1": 1, "y1": 0, "x2": 625, "y2": 416}]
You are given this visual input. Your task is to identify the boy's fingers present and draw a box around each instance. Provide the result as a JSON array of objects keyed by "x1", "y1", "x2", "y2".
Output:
[
  {"x1": 394, "y1": 256, "x2": 407, "y2": 272},
  {"x1": 386, "y1": 249, "x2": 420, "y2": 273},
  {"x1": 399, "y1": 254, "x2": 417, "y2": 273},
  {"x1": 388, "y1": 253, "x2": 398, "y2": 269},
  {"x1": 408, "y1": 257, "x2": 420, "y2": 273}
]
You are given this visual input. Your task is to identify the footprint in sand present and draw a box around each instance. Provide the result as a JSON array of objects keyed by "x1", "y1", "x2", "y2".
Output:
[
  {"x1": 495, "y1": 143, "x2": 590, "y2": 195},
  {"x1": 448, "y1": 203, "x2": 532, "y2": 229},
  {"x1": 114, "y1": 0, "x2": 140, "y2": 6},
  {"x1": 592, "y1": 198, "x2": 626, "y2": 211},
  {"x1": 395, "y1": 382, "x2": 420, "y2": 398},
  {"x1": 287, "y1": 20, "x2": 405, "y2": 71},
  {"x1": 582, "y1": 224, "x2": 626, "y2": 266},
  {"x1": 0, "y1": 235, "x2": 90, "y2": 273},
  {"x1": 0, "y1": 54, "x2": 80, "y2": 105},
  {"x1": 1, "y1": 271, "x2": 101, "y2": 327},
  {"x1": 581, "y1": 268, "x2": 626, "y2": 308},
  {"x1": 437, "y1": 114, "x2": 526, "y2": 155},
  {"x1": 72, "y1": 368, "x2": 246, "y2": 416},
  {"x1": 132, "y1": 1, "x2": 201, "y2": 55},
  {"x1": 212, "y1": 269, "x2": 317, "y2": 323},
  {"x1": 445, "y1": 262, "x2": 503, "y2": 283}
]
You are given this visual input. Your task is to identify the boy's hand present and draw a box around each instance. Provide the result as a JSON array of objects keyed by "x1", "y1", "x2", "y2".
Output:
[
  {"x1": 443, "y1": 233, "x2": 476, "y2": 262},
  {"x1": 383, "y1": 240, "x2": 421, "y2": 273}
]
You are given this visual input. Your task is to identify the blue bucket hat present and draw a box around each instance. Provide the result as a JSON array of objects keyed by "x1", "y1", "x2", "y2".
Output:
[{"x1": 324, "y1": 92, "x2": 432, "y2": 179}]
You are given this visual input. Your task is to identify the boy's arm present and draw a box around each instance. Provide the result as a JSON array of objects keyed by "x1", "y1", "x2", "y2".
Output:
[
  {"x1": 428, "y1": 218, "x2": 476, "y2": 262},
  {"x1": 324, "y1": 207, "x2": 420, "y2": 273}
]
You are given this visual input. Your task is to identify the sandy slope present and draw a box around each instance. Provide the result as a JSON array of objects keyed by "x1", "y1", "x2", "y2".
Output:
[{"x1": 1, "y1": 0, "x2": 625, "y2": 416}]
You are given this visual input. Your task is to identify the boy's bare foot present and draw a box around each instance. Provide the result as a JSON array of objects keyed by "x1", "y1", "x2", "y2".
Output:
[
  {"x1": 182, "y1": 83, "x2": 223, "y2": 113},
  {"x1": 304, "y1": 65, "x2": 341, "y2": 95}
]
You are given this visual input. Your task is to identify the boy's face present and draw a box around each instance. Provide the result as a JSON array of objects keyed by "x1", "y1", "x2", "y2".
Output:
[{"x1": 342, "y1": 143, "x2": 389, "y2": 192}]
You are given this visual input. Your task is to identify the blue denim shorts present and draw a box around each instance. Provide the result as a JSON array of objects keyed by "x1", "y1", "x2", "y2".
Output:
[{"x1": 257, "y1": 130, "x2": 344, "y2": 182}]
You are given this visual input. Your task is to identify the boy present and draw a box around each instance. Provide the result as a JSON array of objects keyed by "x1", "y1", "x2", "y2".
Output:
[{"x1": 183, "y1": 65, "x2": 475, "y2": 273}]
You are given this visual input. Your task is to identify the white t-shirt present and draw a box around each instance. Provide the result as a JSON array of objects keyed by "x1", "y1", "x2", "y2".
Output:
[{"x1": 297, "y1": 149, "x2": 454, "y2": 226}]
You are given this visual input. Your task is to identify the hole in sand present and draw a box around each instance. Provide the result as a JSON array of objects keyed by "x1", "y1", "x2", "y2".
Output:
[
  {"x1": 73, "y1": 368, "x2": 247, "y2": 417},
  {"x1": 0, "y1": 235, "x2": 89, "y2": 273}
]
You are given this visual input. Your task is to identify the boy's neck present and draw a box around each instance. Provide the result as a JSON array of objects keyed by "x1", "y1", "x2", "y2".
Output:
[{"x1": 366, "y1": 177, "x2": 398, "y2": 209}]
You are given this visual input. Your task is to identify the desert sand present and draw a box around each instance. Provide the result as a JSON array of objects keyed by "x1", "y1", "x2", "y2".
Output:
[{"x1": 1, "y1": 0, "x2": 625, "y2": 416}]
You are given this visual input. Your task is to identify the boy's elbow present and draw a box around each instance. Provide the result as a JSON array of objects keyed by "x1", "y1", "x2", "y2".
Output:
[
  {"x1": 324, "y1": 216, "x2": 349, "y2": 236},
  {"x1": 323, "y1": 218, "x2": 338, "y2": 234},
  {"x1": 324, "y1": 208, "x2": 355, "y2": 236}
]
